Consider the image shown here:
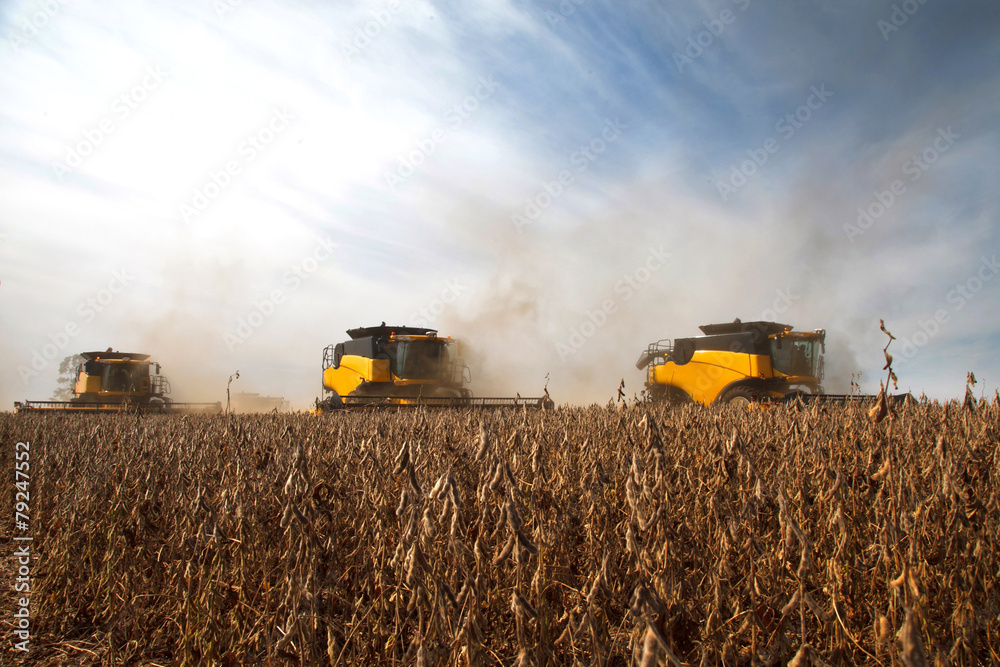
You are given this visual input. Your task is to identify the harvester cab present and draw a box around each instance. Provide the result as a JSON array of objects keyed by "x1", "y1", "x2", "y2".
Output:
[
  {"x1": 316, "y1": 324, "x2": 552, "y2": 410},
  {"x1": 73, "y1": 351, "x2": 168, "y2": 403},
  {"x1": 637, "y1": 320, "x2": 827, "y2": 406},
  {"x1": 14, "y1": 350, "x2": 221, "y2": 413}
]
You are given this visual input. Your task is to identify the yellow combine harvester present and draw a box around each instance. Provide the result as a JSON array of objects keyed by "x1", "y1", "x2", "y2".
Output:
[
  {"x1": 637, "y1": 320, "x2": 831, "y2": 406},
  {"x1": 14, "y1": 350, "x2": 221, "y2": 413},
  {"x1": 315, "y1": 324, "x2": 552, "y2": 410}
]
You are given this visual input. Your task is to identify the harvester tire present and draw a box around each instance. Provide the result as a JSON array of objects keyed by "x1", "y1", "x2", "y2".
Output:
[
  {"x1": 316, "y1": 394, "x2": 344, "y2": 412},
  {"x1": 721, "y1": 386, "x2": 757, "y2": 407}
]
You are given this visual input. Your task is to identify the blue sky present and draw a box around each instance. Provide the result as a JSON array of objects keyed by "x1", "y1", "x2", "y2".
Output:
[{"x1": 2, "y1": 0, "x2": 998, "y2": 407}]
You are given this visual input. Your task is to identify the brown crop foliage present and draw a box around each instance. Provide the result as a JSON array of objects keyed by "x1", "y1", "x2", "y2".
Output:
[{"x1": 1, "y1": 398, "x2": 998, "y2": 666}]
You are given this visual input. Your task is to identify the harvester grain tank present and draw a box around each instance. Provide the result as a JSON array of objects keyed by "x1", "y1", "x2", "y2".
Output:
[
  {"x1": 315, "y1": 324, "x2": 552, "y2": 410},
  {"x1": 14, "y1": 350, "x2": 221, "y2": 413}
]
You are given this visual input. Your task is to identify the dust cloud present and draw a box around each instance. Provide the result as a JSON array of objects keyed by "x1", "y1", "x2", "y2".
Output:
[
  {"x1": 73, "y1": 181, "x2": 876, "y2": 411},
  {"x1": 438, "y1": 179, "x2": 870, "y2": 405},
  {"x1": 124, "y1": 247, "x2": 248, "y2": 406}
]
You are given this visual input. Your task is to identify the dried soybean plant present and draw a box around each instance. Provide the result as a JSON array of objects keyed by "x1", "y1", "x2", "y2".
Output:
[{"x1": 0, "y1": 392, "x2": 997, "y2": 666}]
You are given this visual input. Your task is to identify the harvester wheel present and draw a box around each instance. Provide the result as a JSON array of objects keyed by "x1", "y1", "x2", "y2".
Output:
[
  {"x1": 315, "y1": 394, "x2": 344, "y2": 412},
  {"x1": 721, "y1": 386, "x2": 757, "y2": 407}
]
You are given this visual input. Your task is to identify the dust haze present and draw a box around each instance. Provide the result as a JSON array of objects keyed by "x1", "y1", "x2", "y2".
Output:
[
  {"x1": 438, "y1": 180, "x2": 869, "y2": 406},
  {"x1": 120, "y1": 243, "x2": 250, "y2": 406},
  {"x1": 10, "y1": 177, "x2": 879, "y2": 412}
]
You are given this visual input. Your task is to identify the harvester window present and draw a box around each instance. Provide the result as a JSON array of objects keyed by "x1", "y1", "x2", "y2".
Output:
[
  {"x1": 105, "y1": 363, "x2": 148, "y2": 392},
  {"x1": 107, "y1": 366, "x2": 129, "y2": 392},
  {"x1": 771, "y1": 339, "x2": 819, "y2": 378},
  {"x1": 392, "y1": 340, "x2": 453, "y2": 380},
  {"x1": 792, "y1": 346, "x2": 809, "y2": 374}
]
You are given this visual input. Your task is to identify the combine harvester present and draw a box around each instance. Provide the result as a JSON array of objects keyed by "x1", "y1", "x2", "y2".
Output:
[
  {"x1": 14, "y1": 350, "x2": 221, "y2": 413},
  {"x1": 637, "y1": 320, "x2": 903, "y2": 406},
  {"x1": 315, "y1": 324, "x2": 552, "y2": 411}
]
